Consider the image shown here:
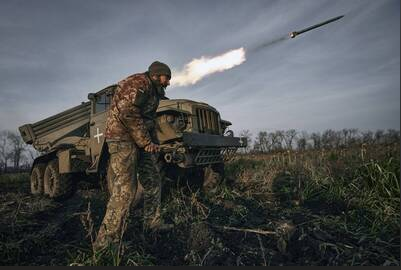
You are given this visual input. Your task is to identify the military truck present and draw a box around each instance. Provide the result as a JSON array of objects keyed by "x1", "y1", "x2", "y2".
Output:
[{"x1": 19, "y1": 84, "x2": 246, "y2": 199}]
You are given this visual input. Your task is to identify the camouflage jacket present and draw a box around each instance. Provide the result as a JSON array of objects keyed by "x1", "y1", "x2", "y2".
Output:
[{"x1": 105, "y1": 72, "x2": 167, "y2": 148}]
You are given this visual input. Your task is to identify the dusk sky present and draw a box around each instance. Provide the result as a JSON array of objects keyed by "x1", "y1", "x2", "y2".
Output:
[{"x1": 0, "y1": 0, "x2": 399, "y2": 137}]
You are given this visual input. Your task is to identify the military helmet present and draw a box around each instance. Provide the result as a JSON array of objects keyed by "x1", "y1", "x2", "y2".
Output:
[{"x1": 148, "y1": 61, "x2": 171, "y2": 79}]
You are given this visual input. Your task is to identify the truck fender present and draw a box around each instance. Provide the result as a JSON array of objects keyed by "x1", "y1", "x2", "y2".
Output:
[
  {"x1": 89, "y1": 141, "x2": 110, "y2": 175},
  {"x1": 31, "y1": 151, "x2": 58, "y2": 173}
]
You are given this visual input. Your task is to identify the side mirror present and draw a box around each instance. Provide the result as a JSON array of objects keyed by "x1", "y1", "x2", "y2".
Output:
[{"x1": 87, "y1": 93, "x2": 95, "y2": 100}]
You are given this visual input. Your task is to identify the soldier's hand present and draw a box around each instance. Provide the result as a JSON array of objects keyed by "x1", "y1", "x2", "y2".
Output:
[{"x1": 144, "y1": 142, "x2": 160, "y2": 153}]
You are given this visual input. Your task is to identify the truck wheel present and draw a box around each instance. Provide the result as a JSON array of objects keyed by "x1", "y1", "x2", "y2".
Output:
[
  {"x1": 44, "y1": 159, "x2": 75, "y2": 200},
  {"x1": 31, "y1": 163, "x2": 46, "y2": 195}
]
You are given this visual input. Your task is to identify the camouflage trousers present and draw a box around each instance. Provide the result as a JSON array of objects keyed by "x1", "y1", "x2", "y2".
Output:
[{"x1": 94, "y1": 141, "x2": 163, "y2": 249}]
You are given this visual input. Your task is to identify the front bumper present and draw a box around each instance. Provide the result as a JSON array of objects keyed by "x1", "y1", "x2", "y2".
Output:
[
  {"x1": 182, "y1": 132, "x2": 247, "y2": 148},
  {"x1": 162, "y1": 133, "x2": 246, "y2": 167}
]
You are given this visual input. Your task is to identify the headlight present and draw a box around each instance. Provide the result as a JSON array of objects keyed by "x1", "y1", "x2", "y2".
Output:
[
  {"x1": 176, "y1": 114, "x2": 188, "y2": 130},
  {"x1": 166, "y1": 113, "x2": 188, "y2": 131},
  {"x1": 224, "y1": 130, "x2": 234, "y2": 137},
  {"x1": 166, "y1": 115, "x2": 175, "y2": 124}
]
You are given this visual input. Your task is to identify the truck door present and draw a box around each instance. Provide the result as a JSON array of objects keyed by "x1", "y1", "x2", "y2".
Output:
[{"x1": 88, "y1": 91, "x2": 112, "y2": 171}]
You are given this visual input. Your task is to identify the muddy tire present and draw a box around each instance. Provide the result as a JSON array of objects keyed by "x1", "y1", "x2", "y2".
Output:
[
  {"x1": 44, "y1": 159, "x2": 75, "y2": 200},
  {"x1": 30, "y1": 163, "x2": 46, "y2": 195}
]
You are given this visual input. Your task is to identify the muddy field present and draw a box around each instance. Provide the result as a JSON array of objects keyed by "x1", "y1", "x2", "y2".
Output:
[{"x1": 0, "y1": 144, "x2": 400, "y2": 266}]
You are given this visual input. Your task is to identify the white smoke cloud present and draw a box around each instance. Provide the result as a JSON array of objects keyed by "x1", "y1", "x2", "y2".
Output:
[{"x1": 170, "y1": 47, "x2": 246, "y2": 87}]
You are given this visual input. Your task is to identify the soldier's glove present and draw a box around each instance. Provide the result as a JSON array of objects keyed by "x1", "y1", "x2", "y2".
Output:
[{"x1": 144, "y1": 142, "x2": 160, "y2": 153}]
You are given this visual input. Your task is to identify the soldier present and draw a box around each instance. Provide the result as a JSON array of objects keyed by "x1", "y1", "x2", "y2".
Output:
[{"x1": 94, "y1": 61, "x2": 173, "y2": 250}]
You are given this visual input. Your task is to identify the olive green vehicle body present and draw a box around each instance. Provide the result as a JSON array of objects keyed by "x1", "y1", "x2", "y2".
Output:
[{"x1": 19, "y1": 85, "x2": 245, "y2": 186}]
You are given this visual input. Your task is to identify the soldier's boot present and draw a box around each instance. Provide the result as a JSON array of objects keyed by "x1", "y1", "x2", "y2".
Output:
[
  {"x1": 147, "y1": 219, "x2": 174, "y2": 232},
  {"x1": 143, "y1": 207, "x2": 174, "y2": 234},
  {"x1": 93, "y1": 235, "x2": 119, "y2": 254}
]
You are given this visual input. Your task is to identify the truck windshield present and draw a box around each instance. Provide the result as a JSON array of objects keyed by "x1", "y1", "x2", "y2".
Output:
[{"x1": 95, "y1": 94, "x2": 111, "y2": 113}]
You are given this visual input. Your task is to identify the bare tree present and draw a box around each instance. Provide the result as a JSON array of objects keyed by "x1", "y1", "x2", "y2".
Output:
[
  {"x1": 348, "y1": 128, "x2": 360, "y2": 146},
  {"x1": 270, "y1": 131, "x2": 283, "y2": 151},
  {"x1": 321, "y1": 129, "x2": 337, "y2": 149},
  {"x1": 239, "y1": 129, "x2": 253, "y2": 153},
  {"x1": 254, "y1": 131, "x2": 270, "y2": 153},
  {"x1": 361, "y1": 130, "x2": 374, "y2": 145},
  {"x1": 24, "y1": 145, "x2": 40, "y2": 166},
  {"x1": 311, "y1": 132, "x2": 321, "y2": 150},
  {"x1": 295, "y1": 131, "x2": 308, "y2": 150},
  {"x1": 0, "y1": 130, "x2": 10, "y2": 173},
  {"x1": 333, "y1": 130, "x2": 343, "y2": 148},
  {"x1": 297, "y1": 137, "x2": 307, "y2": 150},
  {"x1": 341, "y1": 128, "x2": 350, "y2": 147},
  {"x1": 7, "y1": 131, "x2": 26, "y2": 170},
  {"x1": 384, "y1": 129, "x2": 400, "y2": 145},
  {"x1": 283, "y1": 129, "x2": 297, "y2": 150},
  {"x1": 374, "y1": 129, "x2": 385, "y2": 144}
]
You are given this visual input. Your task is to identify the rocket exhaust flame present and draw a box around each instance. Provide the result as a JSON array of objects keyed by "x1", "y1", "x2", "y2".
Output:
[
  {"x1": 170, "y1": 15, "x2": 344, "y2": 88},
  {"x1": 170, "y1": 47, "x2": 246, "y2": 87}
]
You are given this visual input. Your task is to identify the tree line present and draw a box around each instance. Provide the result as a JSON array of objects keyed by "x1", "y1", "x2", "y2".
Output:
[
  {"x1": 1, "y1": 128, "x2": 399, "y2": 172},
  {"x1": 239, "y1": 128, "x2": 400, "y2": 154}
]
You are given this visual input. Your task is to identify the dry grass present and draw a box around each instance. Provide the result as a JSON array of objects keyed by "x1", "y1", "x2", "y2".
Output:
[{"x1": 0, "y1": 143, "x2": 399, "y2": 265}]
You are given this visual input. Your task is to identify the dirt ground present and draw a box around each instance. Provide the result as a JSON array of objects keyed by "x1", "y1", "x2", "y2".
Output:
[{"x1": 0, "y1": 169, "x2": 399, "y2": 266}]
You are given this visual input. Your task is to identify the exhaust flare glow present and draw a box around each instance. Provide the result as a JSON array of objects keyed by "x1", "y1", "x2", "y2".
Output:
[{"x1": 170, "y1": 47, "x2": 246, "y2": 87}]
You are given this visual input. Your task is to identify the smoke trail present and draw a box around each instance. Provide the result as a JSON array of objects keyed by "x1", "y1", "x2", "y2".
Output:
[
  {"x1": 248, "y1": 34, "x2": 290, "y2": 53},
  {"x1": 170, "y1": 47, "x2": 246, "y2": 87},
  {"x1": 169, "y1": 33, "x2": 291, "y2": 88}
]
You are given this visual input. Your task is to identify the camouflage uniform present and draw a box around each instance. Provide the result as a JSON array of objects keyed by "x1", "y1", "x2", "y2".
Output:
[{"x1": 95, "y1": 72, "x2": 167, "y2": 249}]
